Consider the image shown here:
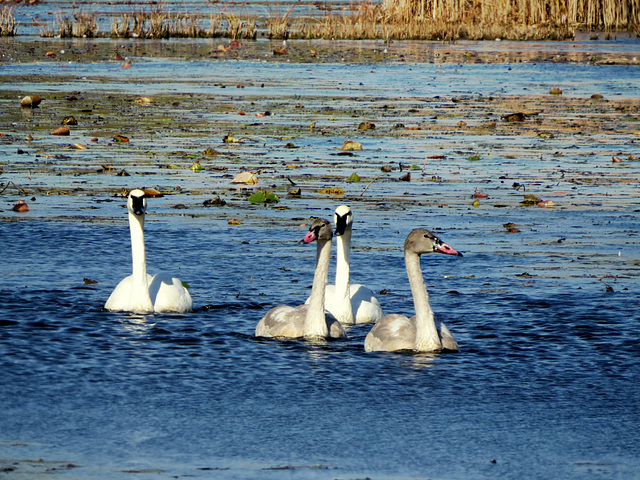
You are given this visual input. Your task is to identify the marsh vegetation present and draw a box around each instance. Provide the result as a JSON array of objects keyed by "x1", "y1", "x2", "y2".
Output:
[{"x1": 3, "y1": 0, "x2": 640, "y2": 40}]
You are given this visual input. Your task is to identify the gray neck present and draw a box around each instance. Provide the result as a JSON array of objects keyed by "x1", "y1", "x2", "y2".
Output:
[
  {"x1": 405, "y1": 250, "x2": 441, "y2": 351},
  {"x1": 304, "y1": 238, "x2": 332, "y2": 338}
]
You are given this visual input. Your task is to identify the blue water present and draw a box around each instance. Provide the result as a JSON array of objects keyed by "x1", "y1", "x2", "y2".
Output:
[
  {"x1": 1, "y1": 207, "x2": 639, "y2": 479},
  {"x1": 2, "y1": 51, "x2": 640, "y2": 99}
]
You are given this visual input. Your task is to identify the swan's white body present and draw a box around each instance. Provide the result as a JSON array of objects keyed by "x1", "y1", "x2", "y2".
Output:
[
  {"x1": 364, "y1": 229, "x2": 461, "y2": 353},
  {"x1": 256, "y1": 218, "x2": 346, "y2": 340},
  {"x1": 306, "y1": 205, "x2": 383, "y2": 325},
  {"x1": 105, "y1": 189, "x2": 192, "y2": 314}
]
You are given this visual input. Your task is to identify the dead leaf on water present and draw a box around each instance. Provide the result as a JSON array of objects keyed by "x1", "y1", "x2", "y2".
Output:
[
  {"x1": 339, "y1": 140, "x2": 362, "y2": 151},
  {"x1": 318, "y1": 187, "x2": 344, "y2": 196},
  {"x1": 203, "y1": 196, "x2": 227, "y2": 206},
  {"x1": 502, "y1": 112, "x2": 525, "y2": 122},
  {"x1": 113, "y1": 135, "x2": 129, "y2": 142},
  {"x1": 549, "y1": 87, "x2": 563, "y2": 95},
  {"x1": 142, "y1": 188, "x2": 163, "y2": 197},
  {"x1": 521, "y1": 194, "x2": 542, "y2": 205},
  {"x1": 20, "y1": 95, "x2": 42, "y2": 108},
  {"x1": 12, "y1": 200, "x2": 29, "y2": 212},
  {"x1": 135, "y1": 96, "x2": 154, "y2": 104},
  {"x1": 228, "y1": 218, "x2": 243, "y2": 225},
  {"x1": 232, "y1": 171, "x2": 258, "y2": 184},
  {"x1": 51, "y1": 126, "x2": 70, "y2": 136}
]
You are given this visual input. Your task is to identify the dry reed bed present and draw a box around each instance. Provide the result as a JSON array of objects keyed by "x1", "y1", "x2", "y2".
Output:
[
  {"x1": 0, "y1": 6, "x2": 17, "y2": 36},
  {"x1": 3, "y1": 0, "x2": 640, "y2": 40}
]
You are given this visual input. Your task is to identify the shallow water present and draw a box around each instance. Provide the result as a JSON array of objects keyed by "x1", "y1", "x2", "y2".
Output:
[{"x1": 1, "y1": 35, "x2": 640, "y2": 479}]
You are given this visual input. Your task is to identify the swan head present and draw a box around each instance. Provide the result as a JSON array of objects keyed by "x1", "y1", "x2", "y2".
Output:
[
  {"x1": 128, "y1": 189, "x2": 147, "y2": 216},
  {"x1": 334, "y1": 205, "x2": 353, "y2": 236},
  {"x1": 405, "y1": 229, "x2": 463, "y2": 257},
  {"x1": 301, "y1": 218, "x2": 333, "y2": 244}
]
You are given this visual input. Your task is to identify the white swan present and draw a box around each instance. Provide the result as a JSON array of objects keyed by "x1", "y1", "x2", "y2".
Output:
[
  {"x1": 364, "y1": 229, "x2": 462, "y2": 353},
  {"x1": 255, "y1": 218, "x2": 346, "y2": 340},
  {"x1": 309, "y1": 205, "x2": 383, "y2": 325},
  {"x1": 105, "y1": 189, "x2": 192, "y2": 314}
]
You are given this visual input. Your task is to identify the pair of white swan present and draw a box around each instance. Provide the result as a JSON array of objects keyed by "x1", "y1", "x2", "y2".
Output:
[
  {"x1": 104, "y1": 189, "x2": 192, "y2": 314},
  {"x1": 256, "y1": 206, "x2": 463, "y2": 353}
]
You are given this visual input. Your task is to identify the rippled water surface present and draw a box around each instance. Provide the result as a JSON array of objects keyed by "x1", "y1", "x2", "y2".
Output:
[{"x1": 1, "y1": 34, "x2": 640, "y2": 480}]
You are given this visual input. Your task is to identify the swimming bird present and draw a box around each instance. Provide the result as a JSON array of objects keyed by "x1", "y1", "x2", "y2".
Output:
[
  {"x1": 104, "y1": 189, "x2": 192, "y2": 314},
  {"x1": 364, "y1": 229, "x2": 462, "y2": 353},
  {"x1": 309, "y1": 205, "x2": 383, "y2": 325},
  {"x1": 255, "y1": 218, "x2": 346, "y2": 340}
]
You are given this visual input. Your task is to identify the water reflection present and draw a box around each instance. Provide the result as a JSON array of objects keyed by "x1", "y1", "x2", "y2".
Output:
[
  {"x1": 118, "y1": 313, "x2": 154, "y2": 334},
  {"x1": 397, "y1": 353, "x2": 439, "y2": 369}
]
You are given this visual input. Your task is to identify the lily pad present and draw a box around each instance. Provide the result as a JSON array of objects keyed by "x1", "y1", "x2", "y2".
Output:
[{"x1": 248, "y1": 190, "x2": 280, "y2": 204}]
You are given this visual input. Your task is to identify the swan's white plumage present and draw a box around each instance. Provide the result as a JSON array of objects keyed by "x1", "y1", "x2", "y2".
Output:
[
  {"x1": 255, "y1": 218, "x2": 346, "y2": 340},
  {"x1": 306, "y1": 205, "x2": 383, "y2": 325},
  {"x1": 364, "y1": 229, "x2": 461, "y2": 353},
  {"x1": 104, "y1": 189, "x2": 192, "y2": 314}
]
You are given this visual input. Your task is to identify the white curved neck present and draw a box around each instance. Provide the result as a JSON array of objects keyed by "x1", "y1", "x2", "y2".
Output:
[
  {"x1": 129, "y1": 211, "x2": 153, "y2": 310},
  {"x1": 304, "y1": 238, "x2": 332, "y2": 338},
  {"x1": 333, "y1": 230, "x2": 354, "y2": 324},
  {"x1": 405, "y1": 250, "x2": 442, "y2": 351}
]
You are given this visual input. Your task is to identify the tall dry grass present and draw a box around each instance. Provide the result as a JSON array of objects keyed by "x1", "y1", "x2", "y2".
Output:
[
  {"x1": 0, "y1": 6, "x2": 17, "y2": 36},
  {"x1": 40, "y1": 9, "x2": 98, "y2": 38},
  {"x1": 109, "y1": 3, "x2": 256, "y2": 39},
  {"x1": 30, "y1": 0, "x2": 639, "y2": 41},
  {"x1": 381, "y1": 0, "x2": 640, "y2": 32}
]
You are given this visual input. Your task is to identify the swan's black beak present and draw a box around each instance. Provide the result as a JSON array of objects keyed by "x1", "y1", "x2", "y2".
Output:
[
  {"x1": 130, "y1": 194, "x2": 146, "y2": 216},
  {"x1": 334, "y1": 211, "x2": 351, "y2": 236}
]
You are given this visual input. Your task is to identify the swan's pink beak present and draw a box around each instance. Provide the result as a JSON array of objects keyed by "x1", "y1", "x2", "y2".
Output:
[
  {"x1": 436, "y1": 242, "x2": 463, "y2": 257},
  {"x1": 301, "y1": 230, "x2": 317, "y2": 244}
]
